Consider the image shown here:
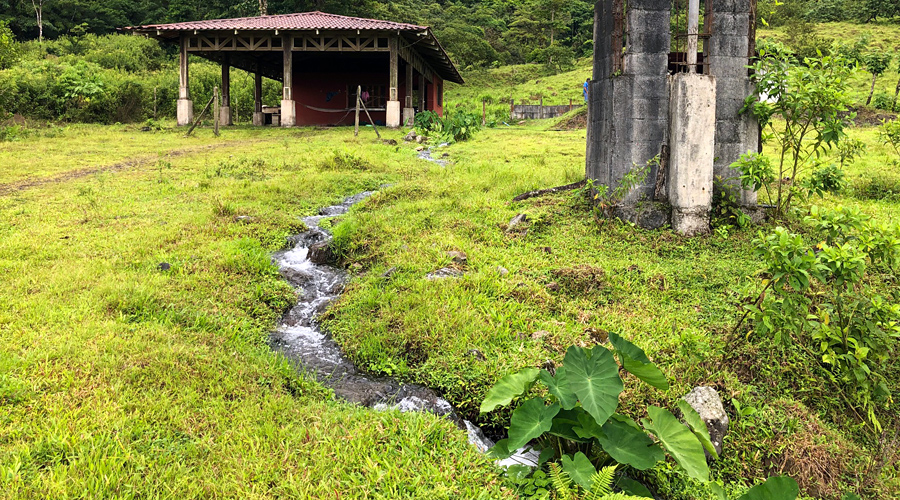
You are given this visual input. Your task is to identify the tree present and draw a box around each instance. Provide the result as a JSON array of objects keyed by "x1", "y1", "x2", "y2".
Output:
[
  {"x1": 893, "y1": 57, "x2": 900, "y2": 111},
  {"x1": 863, "y1": 51, "x2": 892, "y2": 107},
  {"x1": 30, "y1": 0, "x2": 45, "y2": 46},
  {"x1": 0, "y1": 21, "x2": 19, "y2": 69}
]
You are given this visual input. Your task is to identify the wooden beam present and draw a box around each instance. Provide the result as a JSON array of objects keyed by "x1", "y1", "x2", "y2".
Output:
[
  {"x1": 419, "y1": 72, "x2": 426, "y2": 111},
  {"x1": 283, "y1": 35, "x2": 292, "y2": 101},
  {"x1": 254, "y1": 72, "x2": 262, "y2": 113},
  {"x1": 179, "y1": 34, "x2": 190, "y2": 99},
  {"x1": 405, "y1": 61, "x2": 413, "y2": 108},
  {"x1": 221, "y1": 54, "x2": 230, "y2": 107},
  {"x1": 389, "y1": 36, "x2": 398, "y2": 102}
]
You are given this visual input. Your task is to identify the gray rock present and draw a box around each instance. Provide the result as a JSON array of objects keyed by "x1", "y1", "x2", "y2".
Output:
[
  {"x1": 426, "y1": 267, "x2": 464, "y2": 280},
  {"x1": 507, "y1": 213, "x2": 528, "y2": 230},
  {"x1": 416, "y1": 135, "x2": 426, "y2": 144},
  {"x1": 233, "y1": 215, "x2": 255, "y2": 223},
  {"x1": 308, "y1": 242, "x2": 334, "y2": 264},
  {"x1": 157, "y1": 262, "x2": 171, "y2": 272},
  {"x1": 381, "y1": 266, "x2": 398, "y2": 278},
  {"x1": 447, "y1": 251, "x2": 467, "y2": 265},
  {"x1": 404, "y1": 130, "x2": 417, "y2": 142},
  {"x1": 683, "y1": 386, "x2": 729, "y2": 458},
  {"x1": 467, "y1": 349, "x2": 486, "y2": 361},
  {"x1": 497, "y1": 266, "x2": 509, "y2": 276}
]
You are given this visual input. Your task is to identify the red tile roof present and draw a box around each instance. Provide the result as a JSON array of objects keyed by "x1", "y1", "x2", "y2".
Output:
[{"x1": 131, "y1": 11, "x2": 427, "y2": 32}]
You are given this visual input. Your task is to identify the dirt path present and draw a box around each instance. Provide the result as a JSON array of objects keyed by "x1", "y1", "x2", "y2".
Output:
[{"x1": 0, "y1": 140, "x2": 269, "y2": 197}]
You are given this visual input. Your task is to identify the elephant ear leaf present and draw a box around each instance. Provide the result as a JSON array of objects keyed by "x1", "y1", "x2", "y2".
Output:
[
  {"x1": 608, "y1": 332, "x2": 669, "y2": 390},
  {"x1": 540, "y1": 368, "x2": 578, "y2": 410},
  {"x1": 641, "y1": 406, "x2": 709, "y2": 482},
  {"x1": 507, "y1": 398, "x2": 561, "y2": 450},
  {"x1": 597, "y1": 414, "x2": 665, "y2": 470},
  {"x1": 737, "y1": 476, "x2": 800, "y2": 500},
  {"x1": 563, "y1": 345, "x2": 623, "y2": 426},
  {"x1": 677, "y1": 400, "x2": 718, "y2": 459},
  {"x1": 560, "y1": 452, "x2": 596, "y2": 491},
  {"x1": 480, "y1": 368, "x2": 541, "y2": 413}
]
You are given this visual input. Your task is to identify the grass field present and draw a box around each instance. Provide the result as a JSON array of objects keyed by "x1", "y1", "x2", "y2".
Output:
[{"x1": 2, "y1": 67, "x2": 900, "y2": 497}]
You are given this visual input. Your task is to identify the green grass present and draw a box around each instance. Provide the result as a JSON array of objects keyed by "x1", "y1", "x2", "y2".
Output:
[
  {"x1": 2, "y1": 104, "x2": 900, "y2": 498},
  {"x1": 0, "y1": 123, "x2": 509, "y2": 499}
]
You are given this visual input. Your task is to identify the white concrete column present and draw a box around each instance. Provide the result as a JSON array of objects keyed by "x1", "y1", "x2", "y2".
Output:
[
  {"x1": 667, "y1": 73, "x2": 716, "y2": 236},
  {"x1": 281, "y1": 35, "x2": 296, "y2": 127},
  {"x1": 687, "y1": 0, "x2": 700, "y2": 72},
  {"x1": 177, "y1": 35, "x2": 193, "y2": 126},
  {"x1": 387, "y1": 36, "x2": 401, "y2": 128}
]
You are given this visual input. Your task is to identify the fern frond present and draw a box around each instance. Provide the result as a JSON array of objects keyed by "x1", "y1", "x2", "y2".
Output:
[
  {"x1": 583, "y1": 465, "x2": 616, "y2": 500},
  {"x1": 548, "y1": 462, "x2": 574, "y2": 500}
]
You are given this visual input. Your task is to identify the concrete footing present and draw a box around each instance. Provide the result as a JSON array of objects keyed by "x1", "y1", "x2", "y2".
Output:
[
  {"x1": 667, "y1": 73, "x2": 716, "y2": 236},
  {"x1": 280, "y1": 100, "x2": 296, "y2": 127},
  {"x1": 387, "y1": 101, "x2": 401, "y2": 128},
  {"x1": 252, "y1": 112, "x2": 264, "y2": 126},
  {"x1": 403, "y1": 108, "x2": 415, "y2": 127},
  {"x1": 176, "y1": 99, "x2": 194, "y2": 127},
  {"x1": 219, "y1": 106, "x2": 232, "y2": 126}
]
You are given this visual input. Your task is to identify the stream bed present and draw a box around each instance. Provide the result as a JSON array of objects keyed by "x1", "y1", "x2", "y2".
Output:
[{"x1": 269, "y1": 191, "x2": 536, "y2": 466}]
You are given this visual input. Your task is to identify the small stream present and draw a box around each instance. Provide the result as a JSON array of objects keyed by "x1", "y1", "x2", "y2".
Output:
[{"x1": 269, "y1": 191, "x2": 537, "y2": 466}]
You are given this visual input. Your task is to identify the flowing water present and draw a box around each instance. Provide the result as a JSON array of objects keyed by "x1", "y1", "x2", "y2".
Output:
[{"x1": 269, "y1": 191, "x2": 537, "y2": 466}]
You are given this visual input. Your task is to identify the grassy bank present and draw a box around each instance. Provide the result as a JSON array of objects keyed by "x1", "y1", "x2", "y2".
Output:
[
  {"x1": 0, "y1": 124, "x2": 507, "y2": 499},
  {"x1": 2, "y1": 114, "x2": 899, "y2": 498}
]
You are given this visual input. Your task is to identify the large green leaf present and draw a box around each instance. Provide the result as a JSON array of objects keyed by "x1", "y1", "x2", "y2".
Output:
[
  {"x1": 487, "y1": 439, "x2": 514, "y2": 460},
  {"x1": 677, "y1": 400, "x2": 718, "y2": 459},
  {"x1": 540, "y1": 367, "x2": 578, "y2": 410},
  {"x1": 641, "y1": 406, "x2": 709, "y2": 481},
  {"x1": 608, "y1": 332, "x2": 669, "y2": 390},
  {"x1": 573, "y1": 409, "x2": 606, "y2": 440},
  {"x1": 560, "y1": 452, "x2": 596, "y2": 491},
  {"x1": 563, "y1": 346, "x2": 623, "y2": 426},
  {"x1": 616, "y1": 476, "x2": 654, "y2": 498},
  {"x1": 550, "y1": 407, "x2": 591, "y2": 443},
  {"x1": 507, "y1": 398, "x2": 560, "y2": 450},
  {"x1": 736, "y1": 476, "x2": 800, "y2": 500},
  {"x1": 480, "y1": 367, "x2": 541, "y2": 413},
  {"x1": 598, "y1": 414, "x2": 665, "y2": 470}
]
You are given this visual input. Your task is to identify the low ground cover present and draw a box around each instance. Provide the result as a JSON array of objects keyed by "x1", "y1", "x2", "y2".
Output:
[{"x1": 1, "y1": 112, "x2": 898, "y2": 498}]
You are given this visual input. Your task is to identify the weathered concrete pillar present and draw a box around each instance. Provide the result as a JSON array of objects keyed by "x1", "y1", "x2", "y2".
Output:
[
  {"x1": 177, "y1": 35, "x2": 193, "y2": 126},
  {"x1": 667, "y1": 73, "x2": 716, "y2": 236},
  {"x1": 419, "y1": 73, "x2": 426, "y2": 112},
  {"x1": 252, "y1": 71, "x2": 264, "y2": 126},
  {"x1": 387, "y1": 36, "x2": 401, "y2": 128},
  {"x1": 708, "y1": 0, "x2": 759, "y2": 208},
  {"x1": 219, "y1": 57, "x2": 232, "y2": 126},
  {"x1": 281, "y1": 35, "x2": 296, "y2": 127}
]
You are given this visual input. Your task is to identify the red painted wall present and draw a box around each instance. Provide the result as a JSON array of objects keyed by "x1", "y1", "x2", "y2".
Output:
[{"x1": 286, "y1": 57, "x2": 442, "y2": 126}]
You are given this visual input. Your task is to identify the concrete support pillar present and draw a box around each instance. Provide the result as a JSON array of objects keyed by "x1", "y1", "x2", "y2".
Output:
[
  {"x1": 219, "y1": 57, "x2": 232, "y2": 126},
  {"x1": 667, "y1": 73, "x2": 716, "y2": 236},
  {"x1": 177, "y1": 35, "x2": 193, "y2": 126},
  {"x1": 281, "y1": 35, "x2": 296, "y2": 127},
  {"x1": 387, "y1": 36, "x2": 401, "y2": 128}
]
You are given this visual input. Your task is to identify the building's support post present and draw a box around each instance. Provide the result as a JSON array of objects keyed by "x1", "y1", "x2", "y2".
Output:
[
  {"x1": 387, "y1": 36, "x2": 401, "y2": 128},
  {"x1": 281, "y1": 34, "x2": 296, "y2": 127},
  {"x1": 687, "y1": 0, "x2": 700, "y2": 72},
  {"x1": 403, "y1": 62, "x2": 414, "y2": 126},
  {"x1": 177, "y1": 35, "x2": 193, "y2": 126},
  {"x1": 219, "y1": 55, "x2": 232, "y2": 126},
  {"x1": 667, "y1": 72, "x2": 717, "y2": 236},
  {"x1": 419, "y1": 72, "x2": 426, "y2": 112},
  {"x1": 252, "y1": 71, "x2": 264, "y2": 126}
]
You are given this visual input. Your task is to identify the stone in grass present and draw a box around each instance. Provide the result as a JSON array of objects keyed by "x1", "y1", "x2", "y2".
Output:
[
  {"x1": 383, "y1": 139, "x2": 398, "y2": 146},
  {"x1": 308, "y1": 242, "x2": 333, "y2": 264},
  {"x1": 404, "y1": 130, "x2": 417, "y2": 142},
  {"x1": 381, "y1": 266, "x2": 398, "y2": 278},
  {"x1": 497, "y1": 266, "x2": 509, "y2": 276},
  {"x1": 546, "y1": 282, "x2": 560, "y2": 292},
  {"x1": 447, "y1": 251, "x2": 468, "y2": 265},
  {"x1": 683, "y1": 386, "x2": 730, "y2": 458},
  {"x1": 157, "y1": 262, "x2": 171, "y2": 272},
  {"x1": 507, "y1": 213, "x2": 528, "y2": 231},
  {"x1": 426, "y1": 267, "x2": 464, "y2": 280},
  {"x1": 416, "y1": 135, "x2": 426, "y2": 144}
]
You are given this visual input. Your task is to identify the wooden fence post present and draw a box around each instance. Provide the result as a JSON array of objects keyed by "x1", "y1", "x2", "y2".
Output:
[
  {"x1": 213, "y1": 86, "x2": 220, "y2": 137},
  {"x1": 482, "y1": 98, "x2": 486, "y2": 126},
  {"x1": 354, "y1": 85, "x2": 361, "y2": 137}
]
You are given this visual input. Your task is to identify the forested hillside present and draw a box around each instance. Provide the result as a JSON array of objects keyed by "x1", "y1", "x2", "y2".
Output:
[{"x1": 0, "y1": 0, "x2": 594, "y2": 70}]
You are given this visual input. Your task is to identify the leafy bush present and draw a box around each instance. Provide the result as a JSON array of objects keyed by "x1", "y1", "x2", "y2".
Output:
[
  {"x1": 872, "y1": 92, "x2": 894, "y2": 112},
  {"x1": 747, "y1": 207, "x2": 900, "y2": 430},
  {"x1": 741, "y1": 41, "x2": 854, "y2": 217},
  {"x1": 0, "y1": 21, "x2": 18, "y2": 70},
  {"x1": 879, "y1": 119, "x2": 900, "y2": 165},
  {"x1": 802, "y1": 163, "x2": 845, "y2": 198},
  {"x1": 413, "y1": 109, "x2": 482, "y2": 143}
]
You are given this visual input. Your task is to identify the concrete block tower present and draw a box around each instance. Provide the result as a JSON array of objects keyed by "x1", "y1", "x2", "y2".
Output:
[{"x1": 586, "y1": 0, "x2": 759, "y2": 235}]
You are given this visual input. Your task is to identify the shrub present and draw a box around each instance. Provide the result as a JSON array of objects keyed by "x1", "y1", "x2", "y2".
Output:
[
  {"x1": 0, "y1": 21, "x2": 18, "y2": 70},
  {"x1": 747, "y1": 207, "x2": 900, "y2": 430},
  {"x1": 872, "y1": 92, "x2": 894, "y2": 112}
]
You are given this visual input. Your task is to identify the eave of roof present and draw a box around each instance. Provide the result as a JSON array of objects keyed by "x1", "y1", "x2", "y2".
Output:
[{"x1": 122, "y1": 11, "x2": 463, "y2": 84}]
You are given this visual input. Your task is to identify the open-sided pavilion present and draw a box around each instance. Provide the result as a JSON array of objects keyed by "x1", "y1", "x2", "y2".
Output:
[{"x1": 124, "y1": 11, "x2": 463, "y2": 128}]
